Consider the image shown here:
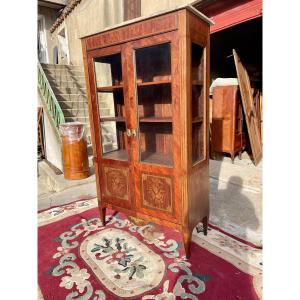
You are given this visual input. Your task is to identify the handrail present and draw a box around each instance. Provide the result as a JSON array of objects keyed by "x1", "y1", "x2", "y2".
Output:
[{"x1": 37, "y1": 62, "x2": 65, "y2": 138}]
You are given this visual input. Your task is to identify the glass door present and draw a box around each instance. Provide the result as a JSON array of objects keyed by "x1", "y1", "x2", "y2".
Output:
[
  {"x1": 128, "y1": 32, "x2": 181, "y2": 224},
  {"x1": 94, "y1": 52, "x2": 129, "y2": 161},
  {"x1": 89, "y1": 46, "x2": 133, "y2": 209},
  {"x1": 135, "y1": 42, "x2": 173, "y2": 167},
  {"x1": 191, "y1": 42, "x2": 205, "y2": 165}
]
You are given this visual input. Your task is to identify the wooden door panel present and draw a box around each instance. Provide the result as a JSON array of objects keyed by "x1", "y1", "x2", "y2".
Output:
[
  {"x1": 211, "y1": 119, "x2": 232, "y2": 151},
  {"x1": 233, "y1": 49, "x2": 262, "y2": 165}
]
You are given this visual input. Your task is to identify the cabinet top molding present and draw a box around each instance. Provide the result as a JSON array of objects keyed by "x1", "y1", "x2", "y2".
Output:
[{"x1": 79, "y1": 5, "x2": 213, "y2": 40}]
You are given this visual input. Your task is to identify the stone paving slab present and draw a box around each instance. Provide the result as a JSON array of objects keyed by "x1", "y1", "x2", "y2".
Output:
[
  {"x1": 39, "y1": 160, "x2": 95, "y2": 193},
  {"x1": 209, "y1": 177, "x2": 262, "y2": 247},
  {"x1": 38, "y1": 182, "x2": 97, "y2": 211},
  {"x1": 209, "y1": 159, "x2": 262, "y2": 192}
]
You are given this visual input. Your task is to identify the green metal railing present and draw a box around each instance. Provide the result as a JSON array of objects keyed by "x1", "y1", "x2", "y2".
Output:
[{"x1": 38, "y1": 62, "x2": 65, "y2": 138}]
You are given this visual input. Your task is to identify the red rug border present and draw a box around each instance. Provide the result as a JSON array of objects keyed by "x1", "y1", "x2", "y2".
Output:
[
  {"x1": 38, "y1": 198, "x2": 262, "y2": 250},
  {"x1": 37, "y1": 194, "x2": 97, "y2": 213}
]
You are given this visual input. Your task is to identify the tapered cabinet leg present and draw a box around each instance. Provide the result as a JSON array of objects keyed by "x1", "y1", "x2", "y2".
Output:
[
  {"x1": 231, "y1": 153, "x2": 235, "y2": 164},
  {"x1": 202, "y1": 216, "x2": 208, "y2": 236},
  {"x1": 99, "y1": 206, "x2": 106, "y2": 226},
  {"x1": 238, "y1": 150, "x2": 242, "y2": 160},
  {"x1": 182, "y1": 229, "x2": 191, "y2": 259}
]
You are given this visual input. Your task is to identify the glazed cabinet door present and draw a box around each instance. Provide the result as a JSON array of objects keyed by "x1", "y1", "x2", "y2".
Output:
[
  {"x1": 126, "y1": 32, "x2": 182, "y2": 224},
  {"x1": 86, "y1": 45, "x2": 135, "y2": 210}
]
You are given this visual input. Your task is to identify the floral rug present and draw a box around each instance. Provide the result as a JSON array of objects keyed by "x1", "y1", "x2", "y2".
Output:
[{"x1": 38, "y1": 198, "x2": 262, "y2": 300}]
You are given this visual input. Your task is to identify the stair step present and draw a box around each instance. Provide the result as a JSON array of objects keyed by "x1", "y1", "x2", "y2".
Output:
[
  {"x1": 46, "y1": 74, "x2": 86, "y2": 82},
  {"x1": 65, "y1": 116, "x2": 90, "y2": 123},
  {"x1": 41, "y1": 63, "x2": 83, "y2": 71},
  {"x1": 50, "y1": 80, "x2": 86, "y2": 88},
  {"x1": 99, "y1": 108, "x2": 111, "y2": 116},
  {"x1": 45, "y1": 69, "x2": 85, "y2": 77},
  {"x1": 52, "y1": 86, "x2": 86, "y2": 94},
  {"x1": 62, "y1": 108, "x2": 90, "y2": 118},
  {"x1": 57, "y1": 94, "x2": 87, "y2": 102},
  {"x1": 98, "y1": 101, "x2": 109, "y2": 108},
  {"x1": 59, "y1": 101, "x2": 88, "y2": 109}
]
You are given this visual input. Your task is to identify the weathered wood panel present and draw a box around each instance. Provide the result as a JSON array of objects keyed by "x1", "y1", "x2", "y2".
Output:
[{"x1": 233, "y1": 49, "x2": 262, "y2": 165}]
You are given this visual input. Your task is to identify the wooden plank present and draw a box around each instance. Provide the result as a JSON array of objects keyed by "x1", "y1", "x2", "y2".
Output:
[
  {"x1": 233, "y1": 49, "x2": 262, "y2": 165},
  {"x1": 139, "y1": 117, "x2": 172, "y2": 122}
]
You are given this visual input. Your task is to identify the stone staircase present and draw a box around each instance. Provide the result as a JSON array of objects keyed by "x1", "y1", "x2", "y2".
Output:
[
  {"x1": 40, "y1": 63, "x2": 116, "y2": 153},
  {"x1": 41, "y1": 63, "x2": 91, "y2": 143}
]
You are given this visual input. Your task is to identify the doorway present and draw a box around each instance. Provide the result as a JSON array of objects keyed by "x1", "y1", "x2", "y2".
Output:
[
  {"x1": 57, "y1": 28, "x2": 69, "y2": 64},
  {"x1": 38, "y1": 16, "x2": 49, "y2": 63}
]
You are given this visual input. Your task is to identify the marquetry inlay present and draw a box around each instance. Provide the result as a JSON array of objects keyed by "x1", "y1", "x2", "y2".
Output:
[
  {"x1": 103, "y1": 167, "x2": 129, "y2": 200},
  {"x1": 141, "y1": 173, "x2": 172, "y2": 213}
]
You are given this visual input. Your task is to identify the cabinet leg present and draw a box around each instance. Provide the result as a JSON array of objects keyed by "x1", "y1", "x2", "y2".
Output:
[
  {"x1": 238, "y1": 150, "x2": 242, "y2": 160},
  {"x1": 182, "y1": 229, "x2": 191, "y2": 259},
  {"x1": 99, "y1": 206, "x2": 106, "y2": 226},
  {"x1": 202, "y1": 216, "x2": 208, "y2": 236},
  {"x1": 231, "y1": 153, "x2": 235, "y2": 164}
]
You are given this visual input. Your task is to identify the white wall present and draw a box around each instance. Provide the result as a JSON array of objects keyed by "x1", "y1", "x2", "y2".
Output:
[
  {"x1": 38, "y1": 91, "x2": 63, "y2": 171},
  {"x1": 141, "y1": 0, "x2": 194, "y2": 16}
]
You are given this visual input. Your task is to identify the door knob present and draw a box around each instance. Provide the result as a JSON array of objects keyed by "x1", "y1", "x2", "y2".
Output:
[
  {"x1": 126, "y1": 129, "x2": 132, "y2": 137},
  {"x1": 126, "y1": 129, "x2": 136, "y2": 138},
  {"x1": 131, "y1": 129, "x2": 136, "y2": 138}
]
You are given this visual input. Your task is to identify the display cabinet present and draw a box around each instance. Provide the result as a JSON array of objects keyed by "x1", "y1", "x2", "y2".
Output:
[
  {"x1": 81, "y1": 6, "x2": 212, "y2": 256},
  {"x1": 211, "y1": 85, "x2": 246, "y2": 162}
]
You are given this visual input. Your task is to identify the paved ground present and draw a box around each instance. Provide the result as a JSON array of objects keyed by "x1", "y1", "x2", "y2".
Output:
[{"x1": 38, "y1": 154, "x2": 262, "y2": 246}]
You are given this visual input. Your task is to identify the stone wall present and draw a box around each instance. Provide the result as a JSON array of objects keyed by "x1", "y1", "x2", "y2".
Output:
[
  {"x1": 50, "y1": 0, "x2": 197, "y2": 66},
  {"x1": 51, "y1": 0, "x2": 123, "y2": 67}
]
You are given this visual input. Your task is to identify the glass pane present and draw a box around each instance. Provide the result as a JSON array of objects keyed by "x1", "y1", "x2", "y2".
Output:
[
  {"x1": 98, "y1": 91, "x2": 128, "y2": 161},
  {"x1": 138, "y1": 84, "x2": 172, "y2": 120},
  {"x1": 94, "y1": 53, "x2": 128, "y2": 161},
  {"x1": 94, "y1": 53, "x2": 122, "y2": 87},
  {"x1": 135, "y1": 43, "x2": 171, "y2": 83},
  {"x1": 192, "y1": 122, "x2": 204, "y2": 163},
  {"x1": 139, "y1": 123, "x2": 173, "y2": 166},
  {"x1": 191, "y1": 43, "x2": 205, "y2": 164},
  {"x1": 135, "y1": 43, "x2": 173, "y2": 167},
  {"x1": 100, "y1": 121, "x2": 128, "y2": 161}
]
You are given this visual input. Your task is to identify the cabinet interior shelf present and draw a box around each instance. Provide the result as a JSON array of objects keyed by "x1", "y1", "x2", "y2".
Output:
[
  {"x1": 137, "y1": 80, "x2": 171, "y2": 87},
  {"x1": 100, "y1": 116, "x2": 125, "y2": 122},
  {"x1": 139, "y1": 117, "x2": 172, "y2": 123},
  {"x1": 97, "y1": 85, "x2": 123, "y2": 92},
  {"x1": 140, "y1": 151, "x2": 173, "y2": 166},
  {"x1": 192, "y1": 80, "x2": 203, "y2": 86},
  {"x1": 103, "y1": 149, "x2": 128, "y2": 161},
  {"x1": 192, "y1": 117, "x2": 203, "y2": 123}
]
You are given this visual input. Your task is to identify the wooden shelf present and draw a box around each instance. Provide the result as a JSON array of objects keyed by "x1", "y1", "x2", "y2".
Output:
[
  {"x1": 192, "y1": 117, "x2": 203, "y2": 123},
  {"x1": 103, "y1": 149, "x2": 128, "y2": 161},
  {"x1": 97, "y1": 85, "x2": 123, "y2": 92},
  {"x1": 139, "y1": 117, "x2": 172, "y2": 123},
  {"x1": 137, "y1": 80, "x2": 171, "y2": 87},
  {"x1": 192, "y1": 80, "x2": 203, "y2": 86},
  {"x1": 100, "y1": 116, "x2": 125, "y2": 122},
  {"x1": 140, "y1": 151, "x2": 173, "y2": 167}
]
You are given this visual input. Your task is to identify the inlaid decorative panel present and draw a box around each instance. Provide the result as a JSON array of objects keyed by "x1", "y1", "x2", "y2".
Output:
[
  {"x1": 103, "y1": 167, "x2": 129, "y2": 200},
  {"x1": 141, "y1": 173, "x2": 172, "y2": 213}
]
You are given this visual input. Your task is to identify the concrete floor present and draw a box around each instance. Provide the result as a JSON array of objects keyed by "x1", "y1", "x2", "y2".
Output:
[{"x1": 38, "y1": 155, "x2": 262, "y2": 246}]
